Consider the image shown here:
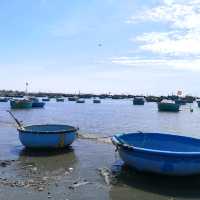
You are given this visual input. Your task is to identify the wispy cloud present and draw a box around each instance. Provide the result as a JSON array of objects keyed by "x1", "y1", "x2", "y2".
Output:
[
  {"x1": 127, "y1": 0, "x2": 200, "y2": 57},
  {"x1": 111, "y1": 56, "x2": 200, "y2": 71}
]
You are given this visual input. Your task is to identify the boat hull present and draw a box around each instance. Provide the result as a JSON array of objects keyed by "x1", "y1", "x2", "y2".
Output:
[
  {"x1": 93, "y1": 100, "x2": 101, "y2": 103},
  {"x1": 32, "y1": 102, "x2": 45, "y2": 108},
  {"x1": 133, "y1": 97, "x2": 145, "y2": 105},
  {"x1": 10, "y1": 100, "x2": 32, "y2": 109},
  {"x1": 112, "y1": 133, "x2": 200, "y2": 175},
  {"x1": 18, "y1": 124, "x2": 77, "y2": 148},
  {"x1": 158, "y1": 102, "x2": 179, "y2": 112}
]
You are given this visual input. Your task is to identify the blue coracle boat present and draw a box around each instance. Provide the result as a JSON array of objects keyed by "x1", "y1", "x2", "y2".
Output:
[
  {"x1": 112, "y1": 132, "x2": 200, "y2": 175},
  {"x1": 18, "y1": 124, "x2": 78, "y2": 148},
  {"x1": 31, "y1": 98, "x2": 45, "y2": 108}
]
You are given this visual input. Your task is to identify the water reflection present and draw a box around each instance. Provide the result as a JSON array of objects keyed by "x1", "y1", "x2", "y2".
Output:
[{"x1": 15, "y1": 147, "x2": 78, "y2": 178}]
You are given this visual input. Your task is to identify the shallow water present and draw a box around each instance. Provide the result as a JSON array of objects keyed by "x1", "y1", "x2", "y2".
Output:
[{"x1": 0, "y1": 99, "x2": 200, "y2": 200}]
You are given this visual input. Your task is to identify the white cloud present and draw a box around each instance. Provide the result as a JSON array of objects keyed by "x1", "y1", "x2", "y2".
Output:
[
  {"x1": 127, "y1": 0, "x2": 200, "y2": 57},
  {"x1": 111, "y1": 56, "x2": 200, "y2": 71}
]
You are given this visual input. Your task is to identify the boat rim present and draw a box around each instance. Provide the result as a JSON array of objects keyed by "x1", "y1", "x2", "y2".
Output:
[
  {"x1": 112, "y1": 132, "x2": 200, "y2": 156},
  {"x1": 17, "y1": 124, "x2": 78, "y2": 134}
]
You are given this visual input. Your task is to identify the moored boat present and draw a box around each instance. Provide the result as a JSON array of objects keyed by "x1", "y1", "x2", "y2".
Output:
[
  {"x1": 197, "y1": 101, "x2": 200, "y2": 108},
  {"x1": 133, "y1": 97, "x2": 145, "y2": 105},
  {"x1": 68, "y1": 96, "x2": 79, "y2": 101},
  {"x1": 158, "y1": 100, "x2": 179, "y2": 112},
  {"x1": 56, "y1": 98, "x2": 64, "y2": 102},
  {"x1": 18, "y1": 124, "x2": 78, "y2": 148},
  {"x1": 42, "y1": 98, "x2": 50, "y2": 102},
  {"x1": 112, "y1": 132, "x2": 200, "y2": 175},
  {"x1": 31, "y1": 98, "x2": 45, "y2": 108},
  {"x1": 10, "y1": 99, "x2": 33, "y2": 109},
  {"x1": 93, "y1": 99, "x2": 101, "y2": 103},
  {"x1": 175, "y1": 98, "x2": 187, "y2": 105},
  {"x1": 0, "y1": 97, "x2": 8, "y2": 102},
  {"x1": 76, "y1": 99, "x2": 85, "y2": 103}
]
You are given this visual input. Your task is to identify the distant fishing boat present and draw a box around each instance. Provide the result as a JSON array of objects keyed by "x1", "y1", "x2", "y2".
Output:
[
  {"x1": 158, "y1": 100, "x2": 179, "y2": 112},
  {"x1": 133, "y1": 97, "x2": 145, "y2": 105},
  {"x1": 76, "y1": 99, "x2": 85, "y2": 103},
  {"x1": 42, "y1": 98, "x2": 50, "y2": 102},
  {"x1": 56, "y1": 98, "x2": 64, "y2": 102},
  {"x1": 10, "y1": 99, "x2": 32, "y2": 109},
  {"x1": 68, "y1": 96, "x2": 78, "y2": 101},
  {"x1": 7, "y1": 111, "x2": 78, "y2": 149},
  {"x1": 175, "y1": 98, "x2": 187, "y2": 105},
  {"x1": 112, "y1": 132, "x2": 200, "y2": 175},
  {"x1": 31, "y1": 97, "x2": 45, "y2": 108},
  {"x1": 93, "y1": 99, "x2": 101, "y2": 103},
  {"x1": 145, "y1": 96, "x2": 160, "y2": 102},
  {"x1": 0, "y1": 97, "x2": 8, "y2": 102}
]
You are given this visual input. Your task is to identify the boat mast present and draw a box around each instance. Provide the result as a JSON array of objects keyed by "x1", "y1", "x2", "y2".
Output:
[{"x1": 25, "y1": 82, "x2": 29, "y2": 95}]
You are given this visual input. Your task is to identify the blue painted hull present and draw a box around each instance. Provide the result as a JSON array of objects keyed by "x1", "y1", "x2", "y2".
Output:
[
  {"x1": 112, "y1": 133, "x2": 200, "y2": 175},
  {"x1": 32, "y1": 102, "x2": 45, "y2": 108},
  {"x1": 18, "y1": 124, "x2": 77, "y2": 148},
  {"x1": 133, "y1": 97, "x2": 145, "y2": 105}
]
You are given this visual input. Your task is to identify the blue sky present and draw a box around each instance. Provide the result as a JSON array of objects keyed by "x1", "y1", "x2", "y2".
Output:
[{"x1": 1, "y1": 0, "x2": 200, "y2": 95}]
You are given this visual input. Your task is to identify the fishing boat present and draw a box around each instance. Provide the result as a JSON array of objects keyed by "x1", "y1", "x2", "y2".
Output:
[
  {"x1": 197, "y1": 100, "x2": 200, "y2": 108},
  {"x1": 31, "y1": 98, "x2": 45, "y2": 108},
  {"x1": 133, "y1": 97, "x2": 145, "y2": 105},
  {"x1": 76, "y1": 99, "x2": 85, "y2": 103},
  {"x1": 93, "y1": 99, "x2": 101, "y2": 103},
  {"x1": 0, "y1": 97, "x2": 8, "y2": 102},
  {"x1": 158, "y1": 100, "x2": 179, "y2": 112},
  {"x1": 145, "y1": 96, "x2": 160, "y2": 102},
  {"x1": 56, "y1": 98, "x2": 64, "y2": 102},
  {"x1": 112, "y1": 132, "x2": 200, "y2": 175},
  {"x1": 68, "y1": 96, "x2": 79, "y2": 101},
  {"x1": 10, "y1": 99, "x2": 32, "y2": 109},
  {"x1": 42, "y1": 98, "x2": 50, "y2": 102},
  {"x1": 7, "y1": 111, "x2": 78, "y2": 149},
  {"x1": 175, "y1": 98, "x2": 187, "y2": 105}
]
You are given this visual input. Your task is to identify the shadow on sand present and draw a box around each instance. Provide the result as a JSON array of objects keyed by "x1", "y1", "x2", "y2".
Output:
[
  {"x1": 19, "y1": 146, "x2": 74, "y2": 157},
  {"x1": 113, "y1": 164, "x2": 200, "y2": 199}
]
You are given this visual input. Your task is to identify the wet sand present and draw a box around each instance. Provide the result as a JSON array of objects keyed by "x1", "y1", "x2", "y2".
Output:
[{"x1": 1, "y1": 139, "x2": 200, "y2": 200}]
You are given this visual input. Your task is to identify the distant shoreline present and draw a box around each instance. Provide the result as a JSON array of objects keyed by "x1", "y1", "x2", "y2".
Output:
[{"x1": 0, "y1": 90, "x2": 198, "y2": 101}]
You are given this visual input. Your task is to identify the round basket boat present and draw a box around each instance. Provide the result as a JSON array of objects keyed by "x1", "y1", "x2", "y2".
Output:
[
  {"x1": 18, "y1": 124, "x2": 78, "y2": 149},
  {"x1": 112, "y1": 132, "x2": 200, "y2": 176}
]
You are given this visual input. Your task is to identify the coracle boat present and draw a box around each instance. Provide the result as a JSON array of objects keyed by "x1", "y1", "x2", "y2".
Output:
[
  {"x1": 42, "y1": 98, "x2": 50, "y2": 102},
  {"x1": 10, "y1": 99, "x2": 32, "y2": 109},
  {"x1": 112, "y1": 132, "x2": 200, "y2": 175},
  {"x1": 76, "y1": 99, "x2": 85, "y2": 103},
  {"x1": 68, "y1": 96, "x2": 79, "y2": 101},
  {"x1": 18, "y1": 124, "x2": 78, "y2": 148},
  {"x1": 7, "y1": 111, "x2": 78, "y2": 149},
  {"x1": 93, "y1": 99, "x2": 101, "y2": 103},
  {"x1": 133, "y1": 97, "x2": 145, "y2": 105},
  {"x1": 158, "y1": 100, "x2": 179, "y2": 112},
  {"x1": 31, "y1": 97, "x2": 45, "y2": 108},
  {"x1": 56, "y1": 98, "x2": 64, "y2": 102}
]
